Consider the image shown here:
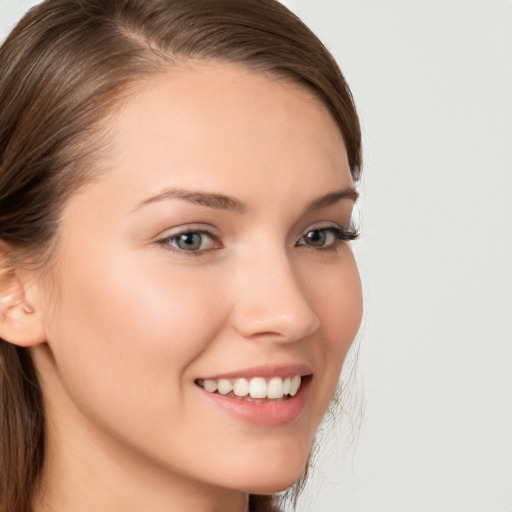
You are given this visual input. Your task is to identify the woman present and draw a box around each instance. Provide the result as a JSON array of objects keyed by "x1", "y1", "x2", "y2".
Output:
[{"x1": 0, "y1": 1, "x2": 362, "y2": 511}]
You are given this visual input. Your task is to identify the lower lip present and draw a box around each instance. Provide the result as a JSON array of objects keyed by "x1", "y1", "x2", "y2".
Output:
[{"x1": 198, "y1": 377, "x2": 311, "y2": 426}]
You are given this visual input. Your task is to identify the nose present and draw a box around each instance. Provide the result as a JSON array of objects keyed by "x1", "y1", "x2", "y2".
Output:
[{"x1": 229, "y1": 251, "x2": 320, "y2": 343}]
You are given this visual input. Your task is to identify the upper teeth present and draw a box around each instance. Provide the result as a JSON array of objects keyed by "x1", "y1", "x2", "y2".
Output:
[{"x1": 201, "y1": 376, "x2": 302, "y2": 399}]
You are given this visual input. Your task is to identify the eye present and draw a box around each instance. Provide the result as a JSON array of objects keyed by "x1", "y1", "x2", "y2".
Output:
[
  {"x1": 297, "y1": 228, "x2": 338, "y2": 248},
  {"x1": 296, "y1": 225, "x2": 359, "y2": 249},
  {"x1": 158, "y1": 229, "x2": 221, "y2": 253}
]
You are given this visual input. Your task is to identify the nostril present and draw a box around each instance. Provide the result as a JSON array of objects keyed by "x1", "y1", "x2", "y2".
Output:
[{"x1": 231, "y1": 307, "x2": 319, "y2": 342}]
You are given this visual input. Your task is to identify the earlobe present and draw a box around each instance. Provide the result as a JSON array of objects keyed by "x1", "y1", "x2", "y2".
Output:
[{"x1": 0, "y1": 262, "x2": 46, "y2": 347}]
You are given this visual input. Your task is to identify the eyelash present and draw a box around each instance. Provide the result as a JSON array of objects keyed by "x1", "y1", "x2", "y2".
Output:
[
  {"x1": 157, "y1": 229, "x2": 222, "y2": 256},
  {"x1": 157, "y1": 224, "x2": 359, "y2": 256},
  {"x1": 296, "y1": 225, "x2": 359, "y2": 249}
]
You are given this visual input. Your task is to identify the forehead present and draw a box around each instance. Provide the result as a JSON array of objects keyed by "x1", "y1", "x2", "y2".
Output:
[{"x1": 88, "y1": 61, "x2": 351, "y2": 207}]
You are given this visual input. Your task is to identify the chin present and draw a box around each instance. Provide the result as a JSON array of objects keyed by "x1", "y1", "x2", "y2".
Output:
[
  {"x1": 242, "y1": 472, "x2": 304, "y2": 495},
  {"x1": 230, "y1": 447, "x2": 311, "y2": 495}
]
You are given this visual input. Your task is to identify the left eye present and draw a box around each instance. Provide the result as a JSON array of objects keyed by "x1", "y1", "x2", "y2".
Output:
[
  {"x1": 296, "y1": 227, "x2": 341, "y2": 248},
  {"x1": 162, "y1": 231, "x2": 219, "y2": 252}
]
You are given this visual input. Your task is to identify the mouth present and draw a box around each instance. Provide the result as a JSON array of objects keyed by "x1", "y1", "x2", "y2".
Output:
[
  {"x1": 194, "y1": 370, "x2": 312, "y2": 426},
  {"x1": 195, "y1": 375, "x2": 309, "y2": 402}
]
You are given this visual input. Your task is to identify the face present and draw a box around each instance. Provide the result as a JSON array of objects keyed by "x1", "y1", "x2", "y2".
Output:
[{"x1": 34, "y1": 62, "x2": 362, "y2": 498}]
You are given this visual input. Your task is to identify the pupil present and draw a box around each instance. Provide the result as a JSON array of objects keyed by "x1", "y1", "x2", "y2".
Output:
[
  {"x1": 307, "y1": 230, "x2": 325, "y2": 246},
  {"x1": 178, "y1": 233, "x2": 201, "y2": 250}
]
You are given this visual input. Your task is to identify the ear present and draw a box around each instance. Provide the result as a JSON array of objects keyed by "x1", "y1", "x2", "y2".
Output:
[{"x1": 0, "y1": 247, "x2": 46, "y2": 347}]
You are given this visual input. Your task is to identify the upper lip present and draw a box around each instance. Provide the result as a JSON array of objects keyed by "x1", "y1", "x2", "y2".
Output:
[{"x1": 198, "y1": 363, "x2": 313, "y2": 381}]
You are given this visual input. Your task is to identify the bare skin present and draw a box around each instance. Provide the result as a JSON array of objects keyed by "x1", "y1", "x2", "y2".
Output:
[{"x1": 5, "y1": 61, "x2": 362, "y2": 512}]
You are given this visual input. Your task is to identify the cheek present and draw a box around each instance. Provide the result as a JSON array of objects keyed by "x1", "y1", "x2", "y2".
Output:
[
  {"x1": 45, "y1": 248, "x2": 227, "y2": 425},
  {"x1": 308, "y1": 253, "x2": 362, "y2": 411},
  {"x1": 315, "y1": 252, "x2": 362, "y2": 353}
]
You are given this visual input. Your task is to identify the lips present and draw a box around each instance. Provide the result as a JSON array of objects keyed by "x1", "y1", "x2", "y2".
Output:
[{"x1": 195, "y1": 365, "x2": 313, "y2": 426}]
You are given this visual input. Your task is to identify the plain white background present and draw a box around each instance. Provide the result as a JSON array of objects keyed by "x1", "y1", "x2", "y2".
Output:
[{"x1": 1, "y1": 1, "x2": 511, "y2": 511}]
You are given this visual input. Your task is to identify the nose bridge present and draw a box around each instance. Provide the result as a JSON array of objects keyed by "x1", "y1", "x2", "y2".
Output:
[{"x1": 231, "y1": 245, "x2": 320, "y2": 342}]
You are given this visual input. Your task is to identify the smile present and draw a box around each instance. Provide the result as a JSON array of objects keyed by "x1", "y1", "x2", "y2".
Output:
[
  {"x1": 196, "y1": 376, "x2": 302, "y2": 401},
  {"x1": 195, "y1": 366, "x2": 313, "y2": 425}
]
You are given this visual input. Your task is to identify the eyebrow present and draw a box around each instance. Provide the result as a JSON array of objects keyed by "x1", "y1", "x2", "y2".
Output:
[
  {"x1": 304, "y1": 188, "x2": 359, "y2": 212},
  {"x1": 133, "y1": 186, "x2": 358, "y2": 214},
  {"x1": 133, "y1": 187, "x2": 247, "y2": 213}
]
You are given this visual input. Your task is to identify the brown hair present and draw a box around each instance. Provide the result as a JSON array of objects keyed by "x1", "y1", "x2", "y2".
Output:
[{"x1": 0, "y1": 1, "x2": 361, "y2": 510}]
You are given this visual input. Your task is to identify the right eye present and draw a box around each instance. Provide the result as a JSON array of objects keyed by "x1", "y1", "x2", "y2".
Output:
[{"x1": 158, "y1": 230, "x2": 221, "y2": 254}]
